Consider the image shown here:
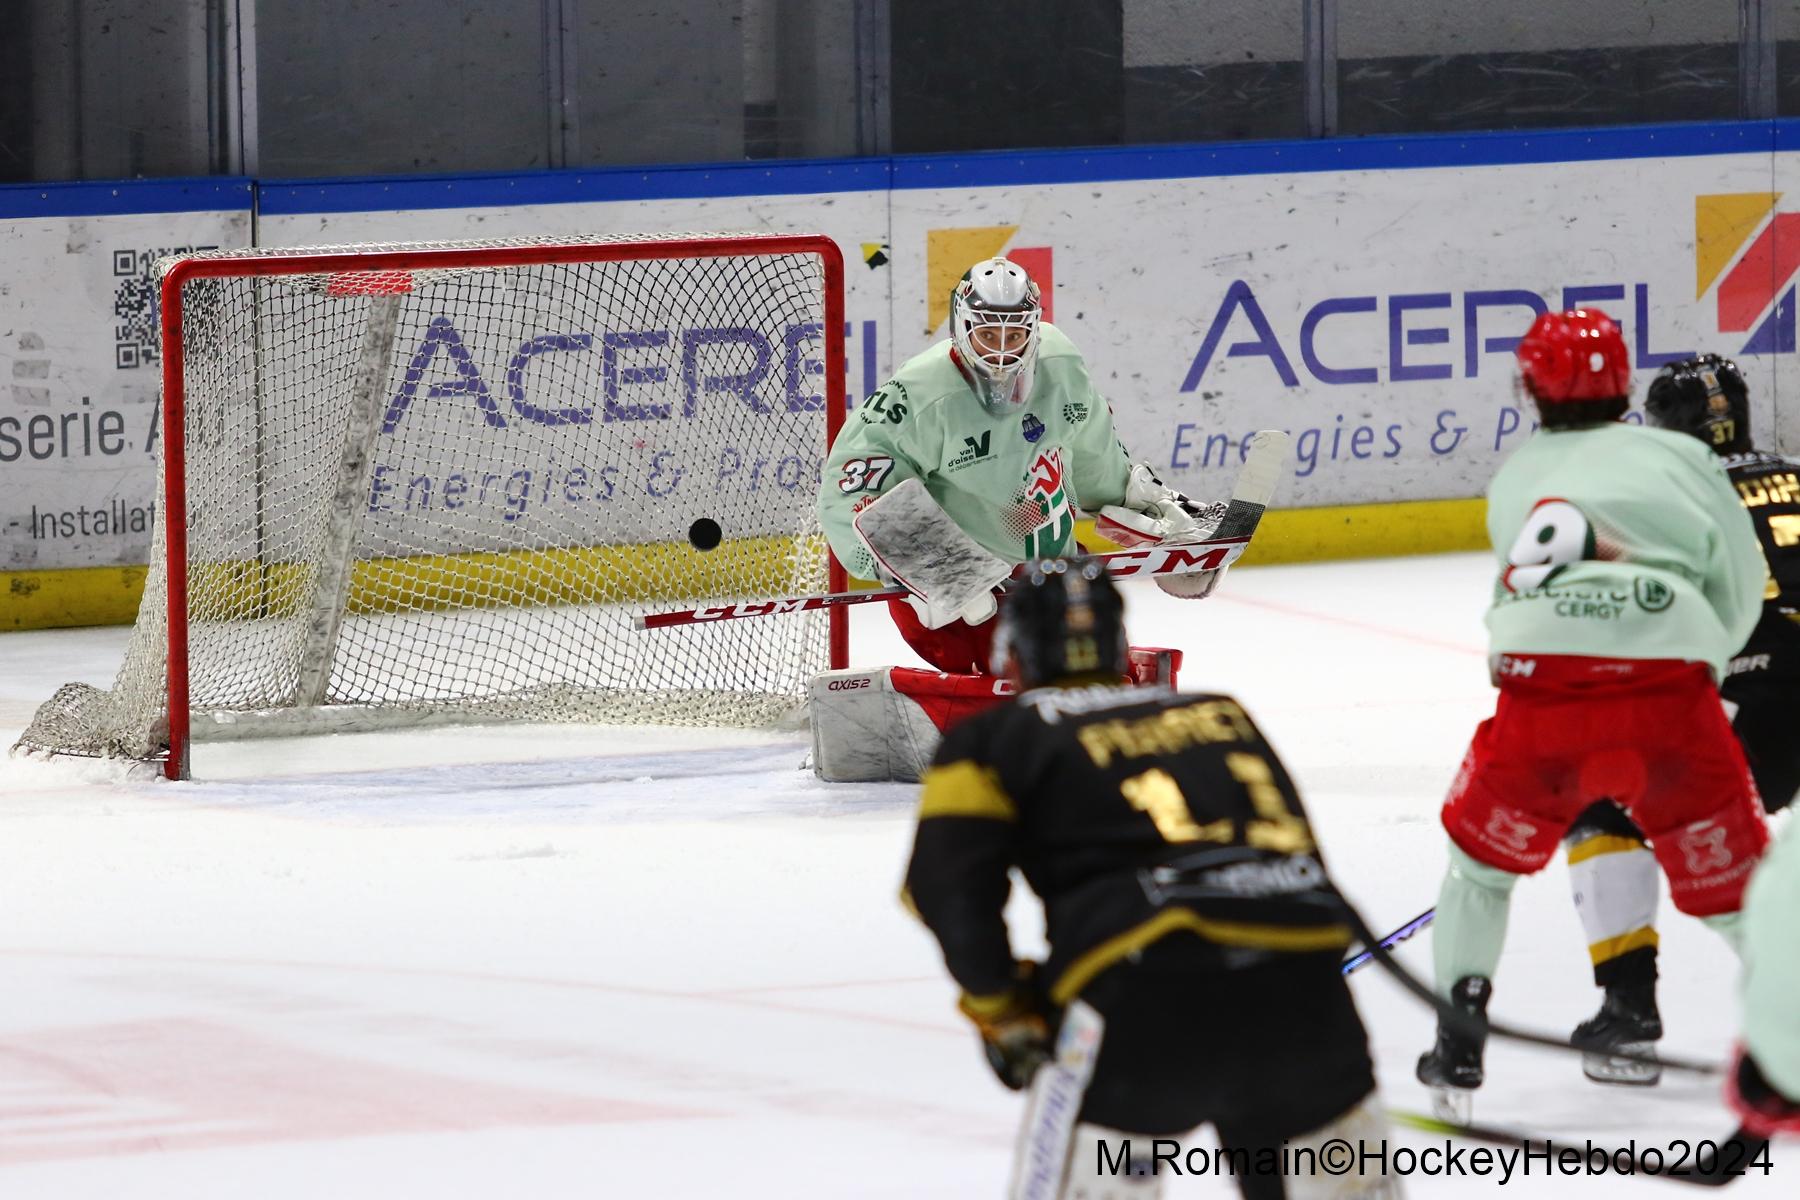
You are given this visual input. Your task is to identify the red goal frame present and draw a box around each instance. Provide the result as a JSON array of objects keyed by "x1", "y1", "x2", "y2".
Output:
[{"x1": 156, "y1": 235, "x2": 849, "y2": 780}]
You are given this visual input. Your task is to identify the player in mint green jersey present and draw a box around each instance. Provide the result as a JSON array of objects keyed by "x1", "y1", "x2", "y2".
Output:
[
  {"x1": 1557, "y1": 354, "x2": 1800, "y2": 1088},
  {"x1": 817, "y1": 257, "x2": 1220, "y2": 674},
  {"x1": 1415, "y1": 309, "x2": 1771, "y2": 1122},
  {"x1": 1731, "y1": 815, "x2": 1800, "y2": 1139}
]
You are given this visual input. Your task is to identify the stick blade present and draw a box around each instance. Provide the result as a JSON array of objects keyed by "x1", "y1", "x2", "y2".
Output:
[{"x1": 1212, "y1": 429, "x2": 1291, "y2": 540}]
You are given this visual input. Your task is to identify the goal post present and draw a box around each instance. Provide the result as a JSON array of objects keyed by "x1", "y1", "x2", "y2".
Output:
[{"x1": 16, "y1": 233, "x2": 849, "y2": 779}]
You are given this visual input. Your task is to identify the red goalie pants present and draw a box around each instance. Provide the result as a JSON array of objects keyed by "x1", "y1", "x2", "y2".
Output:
[
  {"x1": 886, "y1": 595, "x2": 999, "y2": 675},
  {"x1": 885, "y1": 595, "x2": 1186, "y2": 690},
  {"x1": 1442, "y1": 655, "x2": 1768, "y2": 917}
]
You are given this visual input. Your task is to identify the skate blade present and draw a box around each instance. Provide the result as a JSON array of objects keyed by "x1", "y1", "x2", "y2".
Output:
[
  {"x1": 1430, "y1": 1086, "x2": 1473, "y2": 1124},
  {"x1": 1582, "y1": 1044, "x2": 1661, "y2": 1086}
]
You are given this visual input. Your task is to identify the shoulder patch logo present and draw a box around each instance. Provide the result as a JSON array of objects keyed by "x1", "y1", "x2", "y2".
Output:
[
  {"x1": 1633, "y1": 578, "x2": 1675, "y2": 612},
  {"x1": 1062, "y1": 401, "x2": 1088, "y2": 424},
  {"x1": 858, "y1": 385, "x2": 907, "y2": 426},
  {"x1": 1022, "y1": 414, "x2": 1045, "y2": 443}
]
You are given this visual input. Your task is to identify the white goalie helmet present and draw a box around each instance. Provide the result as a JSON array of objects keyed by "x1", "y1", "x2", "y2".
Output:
[{"x1": 950, "y1": 257, "x2": 1042, "y2": 415}]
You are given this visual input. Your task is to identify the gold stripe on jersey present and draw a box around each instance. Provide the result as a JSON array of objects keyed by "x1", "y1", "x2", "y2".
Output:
[
  {"x1": 1077, "y1": 699, "x2": 1258, "y2": 769},
  {"x1": 1049, "y1": 908, "x2": 1353, "y2": 1005},
  {"x1": 1587, "y1": 927, "x2": 1660, "y2": 966},
  {"x1": 918, "y1": 760, "x2": 1018, "y2": 822},
  {"x1": 1565, "y1": 833, "x2": 1649, "y2": 866}
]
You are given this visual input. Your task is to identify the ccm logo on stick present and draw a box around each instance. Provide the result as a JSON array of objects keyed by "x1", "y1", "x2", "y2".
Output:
[
  {"x1": 693, "y1": 598, "x2": 809, "y2": 620},
  {"x1": 1108, "y1": 545, "x2": 1232, "y2": 576}
]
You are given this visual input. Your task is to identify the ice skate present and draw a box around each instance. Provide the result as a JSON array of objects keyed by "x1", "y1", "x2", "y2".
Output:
[
  {"x1": 1572, "y1": 984, "x2": 1662, "y2": 1086},
  {"x1": 1416, "y1": 975, "x2": 1490, "y2": 1124}
]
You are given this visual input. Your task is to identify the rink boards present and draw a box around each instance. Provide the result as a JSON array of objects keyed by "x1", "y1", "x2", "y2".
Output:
[{"x1": 2, "y1": 121, "x2": 1796, "y2": 627}]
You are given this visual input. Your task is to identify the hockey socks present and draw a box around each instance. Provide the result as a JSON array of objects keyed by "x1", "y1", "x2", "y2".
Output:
[{"x1": 1431, "y1": 844, "x2": 1516, "y2": 997}]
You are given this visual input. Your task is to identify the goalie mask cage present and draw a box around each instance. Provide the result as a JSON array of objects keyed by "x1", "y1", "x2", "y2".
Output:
[{"x1": 15, "y1": 233, "x2": 848, "y2": 779}]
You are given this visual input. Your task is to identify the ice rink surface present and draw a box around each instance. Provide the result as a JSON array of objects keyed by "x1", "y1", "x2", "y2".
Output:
[{"x1": 0, "y1": 551, "x2": 1785, "y2": 1196}]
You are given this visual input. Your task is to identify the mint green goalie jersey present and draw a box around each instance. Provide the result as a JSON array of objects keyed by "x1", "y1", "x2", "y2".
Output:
[
  {"x1": 818, "y1": 324, "x2": 1133, "y2": 580},
  {"x1": 1485, "y1": 422, "x2": 1767, "y2": 677}
]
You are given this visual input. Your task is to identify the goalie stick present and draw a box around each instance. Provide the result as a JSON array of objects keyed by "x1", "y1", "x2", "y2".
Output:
[
  {"x1": 1390, "y1": 1111, "x2": 1769, "y2": 1188},
  {"x1": 636, "y1": 537, "x2": 1252, "y2": 630},
  {"x1": 634, "y1": 429, "x2": 1293, "y2": 631}
]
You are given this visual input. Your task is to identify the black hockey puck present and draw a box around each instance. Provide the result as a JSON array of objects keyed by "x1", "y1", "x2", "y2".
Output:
[{"x1": 688, "y1": 518, "x2": 723, "y2": 551}]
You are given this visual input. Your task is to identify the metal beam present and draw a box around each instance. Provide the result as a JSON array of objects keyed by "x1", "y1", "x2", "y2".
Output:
[
  {"x1": 854, "y1": 0, "x2": 891, "y2": 157},
  {"x1": 1304, "y1": 0, "x2": 1338, "y2": 138},
  {"x1": 1742, "y1": 0, "x2": 1777, "y2": 121},
  {"x1": 543, "y1": 0, "x2": 577, "y2": 168}
]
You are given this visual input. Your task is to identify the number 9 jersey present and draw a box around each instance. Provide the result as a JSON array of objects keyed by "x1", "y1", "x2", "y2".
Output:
[{"x1": 1485, "y1": 421, "x2": 1766, "y2": 679}]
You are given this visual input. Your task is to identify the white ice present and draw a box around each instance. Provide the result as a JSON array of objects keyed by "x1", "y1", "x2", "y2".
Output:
[{"x1": 0, "y1": 552, "x2": 1783, "y2": 1197}]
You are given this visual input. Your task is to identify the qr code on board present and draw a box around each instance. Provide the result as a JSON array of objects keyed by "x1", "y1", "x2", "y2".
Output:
[{"x1": 111, "y1": 245, "x2": 217, "y2": 369}]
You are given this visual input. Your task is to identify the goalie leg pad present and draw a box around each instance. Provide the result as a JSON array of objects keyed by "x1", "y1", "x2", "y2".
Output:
[{"x1": 809, "y1": 667, "x2": 1013, "y2": 782}]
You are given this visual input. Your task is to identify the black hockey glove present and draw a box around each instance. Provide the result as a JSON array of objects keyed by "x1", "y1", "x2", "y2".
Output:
[{"x1": 957, "y1": 960, "x2": 1053, "y2": 1090}]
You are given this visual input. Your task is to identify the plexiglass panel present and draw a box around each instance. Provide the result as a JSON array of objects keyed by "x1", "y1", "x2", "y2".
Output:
[
  {"x1": 1124, "y1": 0, "x2": 1306, "y2": 144},
  {"x1": 1339, "y1": 1, "x2": 1739, "y2": 135},
  {"x1": 4, "y1": 0, "x2": 225, "y2": 183}
]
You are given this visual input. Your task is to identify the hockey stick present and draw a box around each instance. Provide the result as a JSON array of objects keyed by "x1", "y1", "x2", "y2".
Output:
[
  {"x1": 1009, "y1": 1000, "x2": 1105, "y2": 1200},
  {"x1": 635, "y1": 537, "x2": 1253, "y2": 630},
  {"x1": 1338, "y1": 899, "x2": 1723, "y2": 1078},
  {"x1": 1391, "y1": 1111, "x2": 1769, "y2": 1188},
  {"x1": 1211, "y1": 428, "x2": 1287, "y2": 540},
  {"x1": 635, "y1": 430, "x2": 1293, "y2": 631},
  {"x1": 1341, "y1": 907, "x2": 1435, "y2": 976}
]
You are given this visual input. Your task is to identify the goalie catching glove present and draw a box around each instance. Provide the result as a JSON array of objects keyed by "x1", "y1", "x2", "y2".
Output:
[
  {"x1": 958, "y1": 960, "x2": 1054, "y2": 1090},
  {"x1": 1096, "y1": 463, "x2": 1229, "y2": 600},
  {"x1": 886, "y1": 567, "x2": 998, "y2": 630}
]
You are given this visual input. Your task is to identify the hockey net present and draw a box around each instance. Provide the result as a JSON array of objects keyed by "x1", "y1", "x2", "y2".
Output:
[{"x1": 14, "y1": 233, "x2": 847, "y2": 778}]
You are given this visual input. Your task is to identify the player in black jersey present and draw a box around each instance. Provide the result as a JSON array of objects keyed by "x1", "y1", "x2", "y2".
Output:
[
  {"x1": 903, "y1": 559, "x2": 1397, "y2": 1200},
  {"x1": 1679, "y1": 358, "x2": 1800, "y2": 815},
  {"x1": 1559, "y1": 353, "x2": 1797, "y2": 1086}
]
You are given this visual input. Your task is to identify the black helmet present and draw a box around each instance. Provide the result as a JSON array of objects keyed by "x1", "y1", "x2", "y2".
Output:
[
  {"x1": 994, "y1": 558, "x2": 1129, "y2": 687},
  {"x1": 1644, "y1": 354, "x2": 1750, "y2": 454}
]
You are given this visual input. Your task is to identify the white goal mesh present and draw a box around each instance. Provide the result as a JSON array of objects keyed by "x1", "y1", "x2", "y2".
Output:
[{"x1": 14, "y1": 233, "x2": 846, "y2": 776}]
